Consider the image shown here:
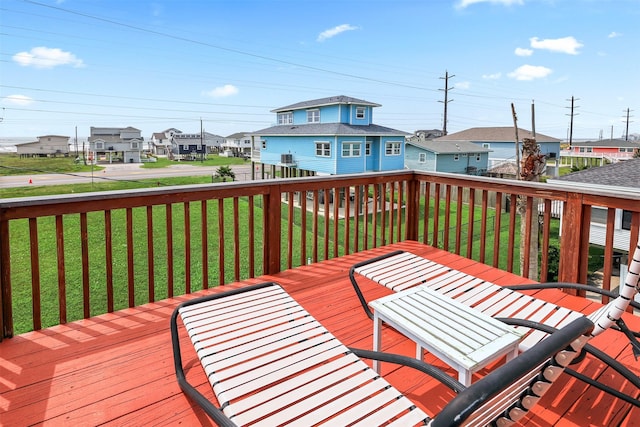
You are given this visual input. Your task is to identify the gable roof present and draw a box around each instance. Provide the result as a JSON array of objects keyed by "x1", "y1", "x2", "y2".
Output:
[
  {"x1": 271, "y1": 95, "x2": 381, "y2": 113},
  {"x1": 550, "y1": 158, "x2": 640, "y2": 191},
  {"x1": 435, "y1": 127, "x2": 560, "y2": 143},
  {"x1": 226, "y1": 132, "x2": 251, "y2": 139},
  {"x1": 253, "y1": 123, "x2": 408, "y2": 137},
  {"x1": 406, "y1": 139, "x2": 491, "y2": 154}
]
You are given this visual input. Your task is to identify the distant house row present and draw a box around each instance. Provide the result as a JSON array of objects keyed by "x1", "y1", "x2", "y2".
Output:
[{"x1": 14, "y1": 95, "x2": 639, "y2": 174}]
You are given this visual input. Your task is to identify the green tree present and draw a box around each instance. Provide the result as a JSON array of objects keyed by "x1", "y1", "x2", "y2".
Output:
[{"x1": 215, "y1": 165, "x2": 236, "y2": 181}]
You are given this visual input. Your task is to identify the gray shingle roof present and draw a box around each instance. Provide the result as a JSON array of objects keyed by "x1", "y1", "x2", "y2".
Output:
[
  {"x1": 253, "y1": 123, "x2": 409, "y2": 136},
  {"x1": 406, "y1": 139, "x2": 491, "y2": 154},
  {"x1": 435, "y1": 127, "x2": 560, "y2": 143},
  {"x1": 553, "y1": 158, "x2": 640, "y2": 189},
  {"x1": 271, "y1": 96, "x2": 381, "y2": 113}
]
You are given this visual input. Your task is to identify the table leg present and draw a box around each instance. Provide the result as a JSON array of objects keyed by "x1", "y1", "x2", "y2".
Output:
[
  {"x1": 373, "y1": 314, "x2": 382, "y2": 373},
  {"x1": 459, "y1": 370, "x2": 472, "y2": 387},
  {"x1": 507, "y1": 345, "x2": 520, "y2": 362},
  {"x1": 416, "y1": 344, "x2": 424, "y2": 361}
]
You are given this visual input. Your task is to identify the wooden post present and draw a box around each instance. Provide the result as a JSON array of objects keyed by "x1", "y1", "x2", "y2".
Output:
[
  {"x1": 0, "y1": 217, "x2": 12, "y2": 339},
  {"x1": 264, "y1": 185, "x2": 282, "y2": 275}
]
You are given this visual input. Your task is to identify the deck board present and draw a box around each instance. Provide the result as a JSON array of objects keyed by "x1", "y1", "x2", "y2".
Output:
[{"x1": 1, "y1": 241, "x2": 639, "y2": 426}]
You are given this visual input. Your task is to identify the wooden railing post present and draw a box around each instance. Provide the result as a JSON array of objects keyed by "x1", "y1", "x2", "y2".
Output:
[
  {"x1": 264, "y1": 185, "x2": 282, "y2": 275},
  {"x1": 0, "y1": 216, "x2": 13, "y2": 340},
  {"x1": 558, "y1": 193, "x2": 590, "y2": 286},
  {"x1": 405, "y1": 173, "x2": 420, "y2": 241}
]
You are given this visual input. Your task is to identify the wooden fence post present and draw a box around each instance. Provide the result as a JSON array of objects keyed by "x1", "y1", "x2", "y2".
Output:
[
  {"x1": 558, "y1": 193, "x2": 590, "y2": 288},
  {"x1": 264, "y1": 185, "x2": 282, "y2": 275}
]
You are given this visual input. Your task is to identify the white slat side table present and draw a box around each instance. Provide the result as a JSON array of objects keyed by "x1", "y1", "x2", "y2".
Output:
[{"x1": 370, "y1": 285, "x2": 524, "y2": 386}]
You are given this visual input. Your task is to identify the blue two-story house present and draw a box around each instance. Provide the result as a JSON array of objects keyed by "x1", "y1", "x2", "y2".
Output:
[{"x1": 253, "y1": 96, "x2": 409, "y2": 175}]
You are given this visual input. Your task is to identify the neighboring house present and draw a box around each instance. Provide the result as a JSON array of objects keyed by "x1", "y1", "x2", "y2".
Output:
[
  {"x1": 405, "y1": 139, "x2": 490, "y2": 175},
  {"x1": 149, "y1": 129, "x2": 181, "y2": 156},
  {"x1": 405, "y1": 129, "x2": 445, "y2": 143},
  {"x1": 170, "y1": 131, "x2": 224, "y2": 160},
  {"x1": 89, "y1": 126, "x2": 144, "y2": 164},
  {"x1": 253, "y1": 95, "x2": 409, "y2": 175},
  {"x1": 434, "y1": 127, "x2": 561, "y2": 170},
  {"x1": 561, "y1": 139, "x2": 640, "y2": 163},
  {"x1": 547, "y1": 158, "x2": 640, "y2": 257},
  {"x1": 222, "y1": 132, "x2": 253, "y2": 157},
  {"x1": 16, "y1": 135, "x2": 70, "y2": 157}
]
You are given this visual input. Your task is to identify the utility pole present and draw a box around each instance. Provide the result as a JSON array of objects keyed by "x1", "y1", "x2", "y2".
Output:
[
  {"x1": 531, "y1": 100, "x2": 536, "y2": 138},
  {"x1": 200, "y1": 118, "x2": 204, "y2": 162},
  {"x1": 566, "y1": 96, "x2": 579, "y2": 148},
  {"x1": 511, "y1": 103, "x2": 520, "y2": 179},
  {"x1": 623, "y1": 108, "x2": 633, "y2": 141},
  {"x1": 439, "y1": 71, "x2": 454, "y2": 135}
]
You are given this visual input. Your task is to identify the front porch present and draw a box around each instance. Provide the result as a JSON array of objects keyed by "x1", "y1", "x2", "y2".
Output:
[{"x1": 2, "y1": 241, "x2": 639, "y2": 426}]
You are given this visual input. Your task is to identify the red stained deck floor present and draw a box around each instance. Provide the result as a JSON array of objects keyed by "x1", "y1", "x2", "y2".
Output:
[{"x1": 2, "y1": 241, "x2": 639, "y2": 426}]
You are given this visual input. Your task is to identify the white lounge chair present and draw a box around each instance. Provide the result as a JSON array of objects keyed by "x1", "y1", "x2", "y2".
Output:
[{"x1": 171, "y1": 282, "x2": 593, "y2": 426}]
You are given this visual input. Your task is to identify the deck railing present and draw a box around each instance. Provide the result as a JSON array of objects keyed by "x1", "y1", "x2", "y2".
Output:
[{"x1": 1, "y1": 170, "x2": 639, "y2": 339}]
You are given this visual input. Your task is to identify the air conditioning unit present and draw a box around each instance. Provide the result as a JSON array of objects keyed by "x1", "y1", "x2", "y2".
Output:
[{"x1": 281, "y1": 154, "x2": 293, "y2": 164}]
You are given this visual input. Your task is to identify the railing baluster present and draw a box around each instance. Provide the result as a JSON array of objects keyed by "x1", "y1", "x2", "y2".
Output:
[
  {"x1": 80, "y1": 212, "x2": 91, "y2": 316},
  {"x1": 201, "y1": 200, "x2": 209, "y2": 290},
  {"x1": 479, "y1": 190, "x2": 488, "y2": 264},
  {"x1": 183, "y1": 202, "x2": 191, "y2": 294},
  {"x1": 248, "y1": 196, "x2": 256, "y2": 277},
  {"x1": 233, "y1": 197, "x2": 240, "y2": 282},
  {"x1": 466, "y1": 188, "x2": 475, "y2": 260},
  {"x1": 55, "y1": 215, "x2": 67, "y2": 323},
  {"x1": 104, "y1": 210, "x2": 114, "y2": 312},
  {"x1": 493, "y1": 192, "x2": 503, "y2": 268},
  {"x1": 165, "y1": 204, "x2": 174, "y2": 298},
  {"x1": 29, "y1": 218, "x2": 41, "y2": 330},
  {"x1": 147, "y1": 206, "x2": 155, "y2": 302},
  {"x1": 218, "y1": 199, "x2": 225, "y2": 286}
]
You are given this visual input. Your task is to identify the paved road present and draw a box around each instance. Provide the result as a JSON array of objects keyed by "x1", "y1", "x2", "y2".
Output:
[{"x1": 0, "y1": 163, "x2": 256, "y2": 188}]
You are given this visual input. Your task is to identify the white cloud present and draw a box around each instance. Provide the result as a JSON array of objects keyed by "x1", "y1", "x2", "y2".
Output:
[
  {"x1": 482, "y1": 72, "x2": 502, "y2": 80},
  {"x1": 317, "y1": 24, "x2": 359, "y2": 42},
  {"x1": 13, "y1": 47, "x2": 85, "y2": 69},
  {"x1": 456, "y1": 81, "x2": 471, "y2": 90},
  {"x1": 508, "y1": 64, "x2": 552, "y2": 81},
  {"x1": 2, "y1": 95, "x2": 34, "y2": 106},
  {"x1": 608, "y1": 31, "x2": 621, "y2": 38},
  {"x1": 204, "y1": 84, "x2": 239, "y2": 98},
  {"x1": 515, "y1": 47, "x2": 533, "y2": 57},
  {"x1": 456, "y1": 0, "x2": 523, "y2": 9},
  {"x1": 529, "y1": 36, "x2": 583, "y2": 55}
]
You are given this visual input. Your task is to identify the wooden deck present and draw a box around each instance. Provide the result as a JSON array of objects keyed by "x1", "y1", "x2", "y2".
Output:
[{"x1": 2, "y1": 241, "x2": 640, "y2": 426}]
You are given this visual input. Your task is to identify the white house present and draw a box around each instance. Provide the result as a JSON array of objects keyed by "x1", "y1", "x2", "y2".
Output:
[
  {"x1": 89, "y1": 126, "x2": 144, "y2": 164},
  {"x1": 16, "y1": 135, "x2": 70, "y2": 157}
]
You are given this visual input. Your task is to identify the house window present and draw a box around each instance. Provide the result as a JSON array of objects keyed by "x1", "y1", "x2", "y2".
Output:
[
  {"x1": 356, "y1": 107, "x2": 366, "y2": 119},
  {"x1": 365, "y1": 141, "x2": 371, "y2": 156},
  {"x1": 453, "y1": 154, "x2": 460, "y2": 161},
  {"x1": 419, "y1": 153, "x2": 426, "y2": 163},
  {"x1": 131, "y1": 141, "x2": 139, "y2": 149},
  {"x1": 342, "y1": 142, "x2": 361, "y2": 157},
  {"x1": 278, "y1": 112, "x2": 293, "y2": 125},
  {"x1": 385, "y1": 141, "x2": 401, "y2": 156},
  {"x1": 307, "y1": 109, "x2": 320, "y2": 123},
  {"x1": 591, "y1": 207, "x2": 608, "y2": 225},
  {"x1": 315, "y1": 142, "x2": 331, "y2": 157},
  {"x1": 579, "y1": 147, "x2": 586, "y2": 152},
  {"x1": 482, "y1": 143, "x2": 490, "y2": 149},
  {"x1": 475, "y1": 154, "x2": 481, "y2": 161},
  {"x1": 261, "y1": 140, "x2": 267, "y2": 149},
  {"x1": 622, "y1": 210, "x2": 633, "y2": 230},
  {"x1": 95, "y1": 141, "x2": 104, "y2": 150},
  {"x1": 586, "y1": 147, "x2": 592, "y2": 153}
]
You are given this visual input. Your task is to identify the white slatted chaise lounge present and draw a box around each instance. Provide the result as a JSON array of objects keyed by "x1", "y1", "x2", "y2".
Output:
[
  {"x1": 349, "y1": 237, "x2": 640, "y2": 407},
  {"x1": 171, "y1": 282, "x2": 593, "y2": 426}
]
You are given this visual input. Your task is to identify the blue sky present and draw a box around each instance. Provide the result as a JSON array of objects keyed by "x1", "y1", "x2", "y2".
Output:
[{"x1": 1, "y1": 0, "x2": 639, "y2": 140}]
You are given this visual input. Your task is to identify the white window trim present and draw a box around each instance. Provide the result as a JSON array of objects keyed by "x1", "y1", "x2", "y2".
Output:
[
  {"x1": 307, "y1": 109, "x2": 320, "y2": 123},
  {"x1": 278, "y1": 112, "x2": 293, "y2": 125},
  {"x1": 95, "y1": 141, "x2": 104, "y2": 150},
  {"x1": 365, "y1": 141, "x2": 371, "y2": 156},
  {"x1": 419, "y1": 152, "x2": 426, "y2": 163},
  {"x1": 315, "y1": 141, "x2": 331, "y2": 157},
  {"x1": 453, "y1": 154, "x2": 460, "y2": 161},
  {"x1": 342, "y1": 142, "x2": 361, "y2": 158},
  {"x1": 356, "y1": 107, "x2": 366, "y2": 120},
  {"x1": 385, "y1": 141, "x2": 401, "y2": 156}
]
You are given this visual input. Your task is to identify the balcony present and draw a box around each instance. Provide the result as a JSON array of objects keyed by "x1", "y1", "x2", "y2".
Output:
[{"x1": 1, "y1": 170, "x2": 639, "y2": 424}]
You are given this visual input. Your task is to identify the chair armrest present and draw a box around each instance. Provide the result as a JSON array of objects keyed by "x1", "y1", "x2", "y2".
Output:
[{"x1": 349, "y1": 347, "x2": 465, "y2": 393}]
